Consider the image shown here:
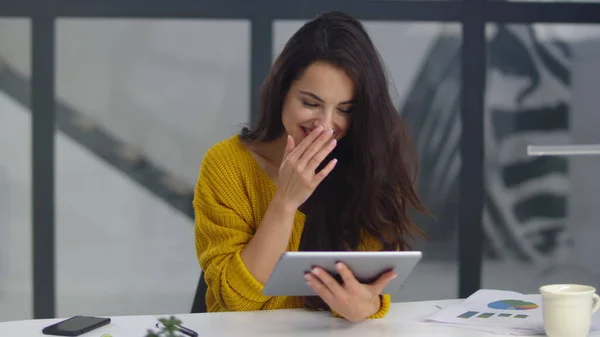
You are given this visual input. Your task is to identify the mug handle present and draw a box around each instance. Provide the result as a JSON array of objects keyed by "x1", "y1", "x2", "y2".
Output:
[{"x1": 592, "y1": 294, "x2": 600, "y2": 313}]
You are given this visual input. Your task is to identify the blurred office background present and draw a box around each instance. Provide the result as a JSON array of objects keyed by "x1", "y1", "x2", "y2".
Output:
[{"x1": 1, "y1": 4, "x2": 600, "y2": 322}]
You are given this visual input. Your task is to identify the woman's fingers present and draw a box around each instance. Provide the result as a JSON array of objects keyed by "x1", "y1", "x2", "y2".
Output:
[
  {"x1": 368, "y1": 270, "x2": 397, "y2": 295},
  {"x1": 284, "y1": 126, "x2": 324, "y2": 163},
  {"x1": 274, "y1": 125, "x2": 338, "y2": 209},
  {"x1": 283, "y1": 135, "x2": 295, "y2": 159},
  {"x1": 296, "y1": 128, "x2": 335, "y2": 170},
  {"x1": 305, "y1": 138, "x2": 337, "y2": 175},
  {"x1": 335, "y1": 263, "x2": 362, "y2": 293}
]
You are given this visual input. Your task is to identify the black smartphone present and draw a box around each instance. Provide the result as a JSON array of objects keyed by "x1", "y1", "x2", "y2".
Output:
[{"x1": 42, "y1": 315, "x2": 111, "y2": 336}]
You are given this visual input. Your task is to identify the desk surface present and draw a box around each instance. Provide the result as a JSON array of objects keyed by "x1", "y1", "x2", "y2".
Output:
[{"x1": 2, "y1": 299, "x2": 599, "y2": 337}]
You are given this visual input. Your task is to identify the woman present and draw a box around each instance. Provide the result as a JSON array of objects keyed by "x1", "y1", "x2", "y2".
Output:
[{"x1": 193, "y1": 11, "x2": 428, "y2": 322}]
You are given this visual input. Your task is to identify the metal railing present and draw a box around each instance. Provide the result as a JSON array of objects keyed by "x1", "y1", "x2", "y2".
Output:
[{"x1": 1, "y1": 0, "x2": 599, "y2": 319}]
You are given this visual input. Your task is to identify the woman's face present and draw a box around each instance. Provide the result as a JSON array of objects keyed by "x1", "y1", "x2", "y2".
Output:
[{"x1": 281, "y1": 61, "x2": 353, "y2": 146}]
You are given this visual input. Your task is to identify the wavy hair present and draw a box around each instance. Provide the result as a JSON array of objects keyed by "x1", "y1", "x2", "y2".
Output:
[{"x1": 239, "y1": 11, "x2": 429, "y2": 311}]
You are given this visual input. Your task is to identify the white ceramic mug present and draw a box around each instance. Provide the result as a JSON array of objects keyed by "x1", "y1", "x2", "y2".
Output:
[{"x1": 540, "y1": 284, "x2": 600, "y2": 337}]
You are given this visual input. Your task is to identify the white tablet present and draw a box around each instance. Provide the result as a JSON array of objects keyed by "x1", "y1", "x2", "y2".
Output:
[{"x1": 262, "y1": 251, "x2": 422, "y2": 296}]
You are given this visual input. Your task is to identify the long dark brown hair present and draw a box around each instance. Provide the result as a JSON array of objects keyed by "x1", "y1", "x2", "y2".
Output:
[{"x1": 240, "y1": 11, "x2": 429, "y2": 311}]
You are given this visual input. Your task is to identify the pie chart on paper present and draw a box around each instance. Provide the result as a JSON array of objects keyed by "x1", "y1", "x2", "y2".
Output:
[{"x1": 487, "y1": 300, "x2": 539, "y2": 310}]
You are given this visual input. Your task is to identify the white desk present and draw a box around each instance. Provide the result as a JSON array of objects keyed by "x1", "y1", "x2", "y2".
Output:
[{"x1": 2, "y1": 299, "x2": 599, "y2": 337}]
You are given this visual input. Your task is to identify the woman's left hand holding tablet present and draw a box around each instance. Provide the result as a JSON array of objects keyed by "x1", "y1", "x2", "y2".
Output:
[{"x1": 304, "y1": 262, "x2": 397, "y2": 322}]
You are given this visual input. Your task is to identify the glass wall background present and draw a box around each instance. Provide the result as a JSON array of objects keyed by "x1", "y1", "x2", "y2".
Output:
[
  {"x1": 0, "y1": 18, "x2": 32, "y2": 321},
  {"x1": 482, "y1": 23, "x2": 600, "y2": 293},
  {"x1": 53, "y1": 19, "x2": 250, "y2": 317}
]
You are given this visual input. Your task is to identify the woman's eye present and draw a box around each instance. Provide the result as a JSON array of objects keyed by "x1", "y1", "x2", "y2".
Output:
[{"x1": 303, "y1": 101, "x2": 319, "y2": 108}]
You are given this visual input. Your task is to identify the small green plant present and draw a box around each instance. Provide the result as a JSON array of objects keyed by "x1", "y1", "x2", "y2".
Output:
[{"x1": 145, "y1": 316, "x2": 183, "y2": 337}]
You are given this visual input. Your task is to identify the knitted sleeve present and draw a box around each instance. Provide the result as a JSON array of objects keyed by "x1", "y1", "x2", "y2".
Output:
[{"x1": 193, "y1": 145, "x2": 272, "y2": 311}]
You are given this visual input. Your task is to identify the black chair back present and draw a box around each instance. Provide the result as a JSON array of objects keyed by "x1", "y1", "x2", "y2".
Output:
[{"x1": 191, "y1": 271, "x2": 208, "y2": 313}]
